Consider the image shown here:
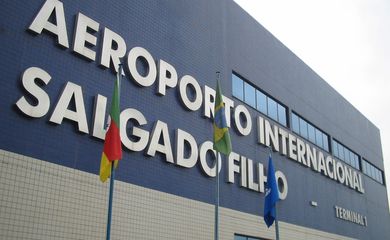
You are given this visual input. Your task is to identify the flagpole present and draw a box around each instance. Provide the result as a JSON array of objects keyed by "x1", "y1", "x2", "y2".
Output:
[
  {"x1": 268, "y1": 147, "x2": 280, "y2": 240},
  {"x1": 275, "y1": 208, "x2": 280, "y2": 240},
  {"x1": 106, "y1": 161, "x2": 115, "y2": 240},
  {"x1": 105, "y1": 64, "x2": 122, "y2": 240},
  {"x1": 213, "y1": 72, "x2": 231, "y2": 240},
  {"x1": 214, "y1": 71, "x2": 221, "y2": 240},
  {"x1": 214, "y1": 151, "x2": 220, "y2": 240}
]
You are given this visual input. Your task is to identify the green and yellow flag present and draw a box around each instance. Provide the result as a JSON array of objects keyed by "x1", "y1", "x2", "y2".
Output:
[
  {"x1": 213, "y1": 80, "x2": 232, "y2": 155},
  {"x1": 99, "y1": 70, "x2": 122, "y2": 182}
]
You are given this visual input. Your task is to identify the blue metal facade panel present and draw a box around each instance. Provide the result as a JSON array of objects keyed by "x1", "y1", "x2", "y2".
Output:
[{"x1": 1, "y1": 0, "x2": 389, "y2": 239}]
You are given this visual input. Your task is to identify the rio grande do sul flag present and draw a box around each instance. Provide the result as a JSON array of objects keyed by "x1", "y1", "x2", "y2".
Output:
[{"x1": 99, "y1": 70, "x2": 122, "y2": 182}]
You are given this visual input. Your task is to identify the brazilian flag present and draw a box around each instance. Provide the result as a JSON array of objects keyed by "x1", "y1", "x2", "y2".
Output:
[{"x1": 213, "y1": 80, "x2": 232, "y2": 155}]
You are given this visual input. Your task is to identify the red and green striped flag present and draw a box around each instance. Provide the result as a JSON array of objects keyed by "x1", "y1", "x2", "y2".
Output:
[{"x1": 100, "y1": 71, "x2": 122, "y2": 182}]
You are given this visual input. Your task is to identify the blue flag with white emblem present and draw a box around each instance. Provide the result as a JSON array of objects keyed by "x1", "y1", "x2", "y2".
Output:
[{"x1": 264, "y1": 155, "x2": 280, "y2": 228}]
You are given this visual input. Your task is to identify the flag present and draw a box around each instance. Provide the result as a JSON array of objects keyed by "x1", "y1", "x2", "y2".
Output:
[
  {"x1": 264, "y1": 155, "x2": 280, "y2": 228},
  {"x1": 99, "y1": 70, "x2": 122, "y2": 182},
  {"x1": 213, "y1": 80, "x2": 232, "y2": 155}
]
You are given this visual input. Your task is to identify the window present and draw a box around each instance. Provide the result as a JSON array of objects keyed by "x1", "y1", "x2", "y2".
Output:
[
  {"x1": 292, "y1": 113, "x2": 299, "y2": 133},
  {"x1": 350, "y1": 152, "x2": 359, "y2": 169},
  {"x1": 232, "y1": 73, "x2": 287, "y2": 126},
  {"x1": 362, "y1": 160, "x2": 367, "y2": 173},
  {"x1": 299, "y1": 118, "x2": 308, "y2": 139},
  {"x1": 235, "y1": 236, "x2": 247, "y2": 240},
  {"x1": 332, "y1": 139, "x2": 360, "y2": 170},
  {"x1": 333, "y1": 140, "x2": 338, "y2": 157},
  {"x1": 355, "y1": 155, "x2": 360, "y2": 169},
  {"x1": 375, "y1": 169, "x2": 380, "y2": 181},
  {"x1": 308, "y1": 125, "x2": 315, "y2": 143},
  {"x1": 232, "y1": 74, "x2": 244, "y2": 100},
  {"x1": 244, "y1": 82, "x2": 256, "y2": 108},
  {"x1": 338, "y1": 144, "x2": 344, "y2": 161},
  {"x1": 323, "y1": 134, "x2": 329, "y2": 151},
  {"x1": 277, "y1": 105, "x2": 287, "y2": 126},
  {"x1": 349, "y1": 152, "x2": 354, "y2": 166},
  {"x1": 267, "y1": 98, "x2": 278, "y2": 121},
  {"x1": 370, "y1": 166, "x2": 374, "y2": 178},
  {"x1": 234, "y1": 235, "x2": 265, "y2": 240},
  {"x1": 315, "y1": 128, "x2": 323, "y2": 147},
  {"x1": 344, "y1": 147, "x2": 350, "y2": 165},
  {"x1": 256, "y1": 90, "x2": 267, "y2": 114},
  {"x1": 291, "y1": 112, "x2": 329, "y2": 151},
  {"x1": 362, "y1": 159, "x2": 383, "y2": 184}
]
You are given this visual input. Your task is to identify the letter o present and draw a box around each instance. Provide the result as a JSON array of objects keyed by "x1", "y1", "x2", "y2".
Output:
[
  {"x1": 234, "y1": 105, "x2": 252, "y2": 136},
  {"x1": 336, "y1": 162, "x2": 346, "y2": 184},
  {"x1": 275, "y1": 171, "x2": 288, "y2": 200},
  {"x1": 179, "y1": 75, "x2": 202, "y2": 111},
  {"x1": 199, "y1": 141, "x2": 221, "y2": 177},
  {"x1": 127, "y1": 46, "x2": 157, "y2": 87}
]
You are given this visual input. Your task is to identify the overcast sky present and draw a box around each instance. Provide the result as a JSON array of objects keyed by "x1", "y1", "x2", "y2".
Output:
[{"x1": 233, "y1": 0, "x2": 390, "y2": 208}]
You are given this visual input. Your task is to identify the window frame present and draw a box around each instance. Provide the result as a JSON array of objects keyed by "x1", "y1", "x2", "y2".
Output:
[{"x1": 231, "y1": 72, "x2": 287, "y2": 127}]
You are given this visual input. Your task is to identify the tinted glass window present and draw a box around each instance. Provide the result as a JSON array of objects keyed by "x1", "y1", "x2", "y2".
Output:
[
  {"x1": 343, "y1": 148, "x2": 349, "y2": 164},
  {"x1": 291, "y1": 113, "x2": 330, "y2": 151},
  {"x1": 256, "y1": 90, "x2": 267, "y2": 114},
  {"x1": 267, "y1": 98, "x2": 278, "y2": 121},
  {"x1": 375, "y1": 168, "x2": 379, "y2": 181},
  {"x1": 232, "y1": 73, "x2": 287, "y2": 127},
  {"x1": 232, "y1": 74, "x2": 243, "y2": 100},
  {"x1": 368, "y1": 163, "x2": 372, "y2": 176},
  {"x1": 323, "y1": 134, "x2": 329, "y2": 151},
  {"x1": 338, "y1": 144, "x2": 344, "y2": 160},
  {"x1": 244, "y1": 82, "x2": 256, "y2": 108},
  {"x1": 235, "y1": 235, "x2": 264, "y2": 240},
  {"x1": 333, "y1": 140, "x2": 338, "y2": 156},
  {"x1": 351, "y1": 154, "x2": 355, "y2": 168},
  {"x1": 277, "y1": 104, "x2": 287, "y2": 126},
  {"x1": 365, "y1": 162, "x2": 370, "y2": 175},
  {"x1": 333, "y1": 140, "x2": 360, "y2": 170},
  {"x1": 315, "y1": 128, "x2": 323, "y2": 147},
  {"x1": 292, "y1": 113, "x2": 299, "y2": 133},
  {"x1": 299, "y1": 118, "x2": 308, "y2": 138},
  {"x1": 355, "y1": 155, "x2": 360, "y2": 170},
  {"x1": 345, "y1": 148, "x2": 351, "y2": 165},
  {"x1": 362, "y1": 160, "x2": 366, "y2": 173},
  {"x1": 308, "y1": 125, "x2": 315, "y2": 143},
  {"x1": 352, "y1": 155, "x2": 357, "y2": 169},
  {"x1": 234, "y1": 236, "x2": 247, "y2": 240}
]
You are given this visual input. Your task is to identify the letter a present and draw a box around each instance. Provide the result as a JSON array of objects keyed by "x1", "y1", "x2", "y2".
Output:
[{"x1": 28, "y1": 0, "x2": 69, "y2": 48}]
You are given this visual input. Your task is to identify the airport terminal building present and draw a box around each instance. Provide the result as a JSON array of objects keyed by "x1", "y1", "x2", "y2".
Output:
[{"x1": 1, "y1": 0, "x2": 389, "y2": 239}]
